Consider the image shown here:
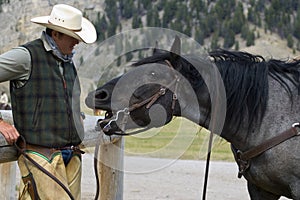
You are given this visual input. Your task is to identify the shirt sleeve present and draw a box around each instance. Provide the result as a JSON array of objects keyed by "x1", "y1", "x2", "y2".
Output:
[{"x1": 0, "y1": 47, "x2": 31, "y2": 83}]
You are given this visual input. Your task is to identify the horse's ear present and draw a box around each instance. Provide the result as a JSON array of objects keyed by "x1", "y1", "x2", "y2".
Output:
[
  {"x1": 152, "y1": 41, "x2": 159, "y2": 54},
  {"x1": 169, "y1": 36, "x2": 181, "y2": 70},
  {"x1": 170, "y1": 36, "x2": 181, "y2": 57}
]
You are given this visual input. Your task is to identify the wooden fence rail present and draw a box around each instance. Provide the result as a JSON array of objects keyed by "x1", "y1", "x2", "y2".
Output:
[{"x1": 0, "y1": 110, "x2": 124, "y2": 200}]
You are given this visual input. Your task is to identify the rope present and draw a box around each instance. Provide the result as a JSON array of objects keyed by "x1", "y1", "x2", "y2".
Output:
[
  {"x1": 94, "y1": 138, "x2": 101, "y2": 200},
  {"x1": 202, "y1": 130, "x2": 214, "y2": 200}
]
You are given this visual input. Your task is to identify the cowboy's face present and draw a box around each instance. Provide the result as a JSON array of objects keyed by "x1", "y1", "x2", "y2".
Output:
[{"x1": 52, "y1": 31, "x2": 79, "y2": 55}]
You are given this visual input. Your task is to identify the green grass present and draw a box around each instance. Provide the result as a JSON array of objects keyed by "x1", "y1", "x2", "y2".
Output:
[{"x1": 124, "y1": 117, "x2": 235, "y2": 162}]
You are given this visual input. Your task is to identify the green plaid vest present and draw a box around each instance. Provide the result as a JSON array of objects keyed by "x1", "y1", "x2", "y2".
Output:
[{"x1": 10, "y1": 39, "x2": 84, "y2": 147}]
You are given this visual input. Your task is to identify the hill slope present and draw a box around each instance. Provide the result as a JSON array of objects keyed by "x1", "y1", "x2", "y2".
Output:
[{"x1": 0, "y1": 0, "x2": 299, "y2": 107}]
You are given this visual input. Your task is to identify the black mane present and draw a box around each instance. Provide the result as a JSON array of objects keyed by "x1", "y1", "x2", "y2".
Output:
[
  {"x1": 210, "y1": 49, "x2": 300, "y2": 131},
  {"x1": 133, "y1": 49, "x2": 300, "y2": 132},
  {"x1": 210, "y1": 49, "x2": 269, "y2": 132}
]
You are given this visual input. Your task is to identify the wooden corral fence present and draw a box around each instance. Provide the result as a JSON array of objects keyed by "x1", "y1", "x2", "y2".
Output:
[{"x1": 0, "y1": 110, "x2": 124, "y2": 200}]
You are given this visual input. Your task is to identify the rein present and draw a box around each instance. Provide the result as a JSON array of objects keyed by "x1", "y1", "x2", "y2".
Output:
[{"x1": 234, "y1": 122, "x2": 300, "y2": 178}]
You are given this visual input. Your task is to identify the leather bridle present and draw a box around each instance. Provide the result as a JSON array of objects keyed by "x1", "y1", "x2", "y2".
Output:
[{"x1": 97, "y1": 60, "x2": 180, "y2": 136}]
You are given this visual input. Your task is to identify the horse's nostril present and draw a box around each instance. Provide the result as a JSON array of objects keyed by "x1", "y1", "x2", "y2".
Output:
[{"x1": 95, "y1": 89, "x2": 109, "y2": 100}]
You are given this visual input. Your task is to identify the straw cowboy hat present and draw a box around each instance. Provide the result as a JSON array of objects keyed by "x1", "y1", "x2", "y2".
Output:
[{"x1": 31, "y1": 4, "x2": 97, "y2": 44}]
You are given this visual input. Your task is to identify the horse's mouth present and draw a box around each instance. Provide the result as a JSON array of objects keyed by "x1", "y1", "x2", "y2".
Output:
[{"x1": 95, "y1": 110, "x2": 124, "y2": 135}]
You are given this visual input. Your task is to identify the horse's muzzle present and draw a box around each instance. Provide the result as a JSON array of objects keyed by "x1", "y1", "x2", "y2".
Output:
[{"x1": 95, "y1": 111, "x2": 123, "y2": 135}]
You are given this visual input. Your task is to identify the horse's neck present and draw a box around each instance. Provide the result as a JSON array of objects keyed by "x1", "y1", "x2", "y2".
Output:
[
  {"x1": 223, "y1": 76, "x2": 299, "y2": 151},
  {"x1": 179, "y1": 87, "x2": 211, "y2": 131},
  {"x1": 181, "y1": 76, "x2": 299, "y2": 151},
  {"x1": 256, "y1": 76, "x2": 299, "y2": 138}
]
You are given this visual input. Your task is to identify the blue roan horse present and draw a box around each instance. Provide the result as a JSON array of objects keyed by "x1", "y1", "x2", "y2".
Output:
[{"x1": 85, "y1": 37, "x2": 300, "y2": 199}]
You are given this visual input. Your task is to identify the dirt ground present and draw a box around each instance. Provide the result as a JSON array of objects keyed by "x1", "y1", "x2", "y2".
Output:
[
  {"x1": 81, "y1": 154, "x2": 289, "y2": 200},
  {"x1": 13, "y1": 153, "x2": 289, "y2": 199}
]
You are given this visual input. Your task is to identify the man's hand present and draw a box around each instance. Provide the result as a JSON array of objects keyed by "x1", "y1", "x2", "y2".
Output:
[{"x1": 0, "y1": 120, "x2": 20, "y2": 145}]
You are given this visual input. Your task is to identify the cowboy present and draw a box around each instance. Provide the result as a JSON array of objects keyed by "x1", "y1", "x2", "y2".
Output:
[{"x1": 0, "y1": 4, "x2": 96, "y2": 199}]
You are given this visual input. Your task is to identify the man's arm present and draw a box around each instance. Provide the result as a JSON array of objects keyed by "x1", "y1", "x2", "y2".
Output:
[
  {"x1": 0, "y1": 47, "x2": 30, "y2": 144},
  {"x1": 0, "y1": 47, "x2": 31, "y2": 84},
  {"x1": 0, "y1": 112, "x2": 19, "y2": 145}
]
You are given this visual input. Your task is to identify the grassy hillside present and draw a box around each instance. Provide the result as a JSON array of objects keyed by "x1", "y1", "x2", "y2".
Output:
[
  {"x1": 124, "y1": 117, "x2": 235, "y2": 162},
  {"x1": 93, "y1": 0, "x2": 300, "y2": 53}
]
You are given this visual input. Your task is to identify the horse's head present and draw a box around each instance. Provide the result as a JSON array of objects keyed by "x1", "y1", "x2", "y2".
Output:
[
  {"x1": 85, "y1": 37, "x2": 214, "y2": 135},
  {"x1": 86, "y1": 37, "x2": 285, "y2": 137}
]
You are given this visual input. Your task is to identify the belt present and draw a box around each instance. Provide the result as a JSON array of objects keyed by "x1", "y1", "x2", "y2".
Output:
[{"x1": 18, "y1": 140, "x2": 84, "y2": 161}]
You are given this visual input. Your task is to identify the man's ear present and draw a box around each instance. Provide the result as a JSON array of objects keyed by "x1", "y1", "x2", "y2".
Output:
[
  {"x1": 52, "y1": 30, "x2": 64, "y2": 40},
  {"x1": 51, "y1": 30, "x2": 58, "y2": 38}
]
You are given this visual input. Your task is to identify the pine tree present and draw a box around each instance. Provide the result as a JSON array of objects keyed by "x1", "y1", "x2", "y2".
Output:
[
  {"x1": 94, "y1": 13, "x2": 108, "y2": 42},
  {"x1": 294, "y1": 4, "x2": 300, "y2": 40},
  {"x1": 235, "y1": 41, "x2": 239, "y2": 50},
  {"x1": 223, "y1": 29, "x2": 235, "y2": 48},
  {"x1": 230, "y1": 2, "x2": 245, "y2": 34},
  {"x1": 287, "y1": 34, "x2": 294, "y2": 48},
  {"x1": 162, "y1": 1, "x2": 177, "y2": 28},
  {"x1": 195, "y1": 27, "x2": 205, "y2": 45},
  {"x1": 132, "y1": 14, "x2": 143, "y2": 28},
  {"x1": 122, "y1": 0, "x2": 134, "y2": 19},
  {"x1": 246, "y1": 30, "x2": 255, "y2": 46},
  {"x1": 147, "y1": 6, "x2": 161, "y2": 27},
  {"x1": 211, "y1": 32, "x2": 220, "y2": 50}
]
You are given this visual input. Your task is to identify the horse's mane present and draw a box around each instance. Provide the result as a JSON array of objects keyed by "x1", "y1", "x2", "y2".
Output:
[
  {"x1": 209, "y1": 50, "x2": 269, "y2": 132},
  {"x1": 210, "y1": 49, "x2": 300, "y2": 131},
  {"x1": 133, "y1": 49, "x2": 300, "y2": 132}
]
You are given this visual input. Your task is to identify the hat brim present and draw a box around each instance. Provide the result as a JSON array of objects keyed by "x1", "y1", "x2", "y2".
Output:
[{"x1": 31, "y1": 16, "x2": 97, "y2": 44}]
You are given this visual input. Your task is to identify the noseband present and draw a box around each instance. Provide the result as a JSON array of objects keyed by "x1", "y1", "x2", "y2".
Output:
[{"x1": 97, "y1": 60, "x2": 180, "y2": 136}]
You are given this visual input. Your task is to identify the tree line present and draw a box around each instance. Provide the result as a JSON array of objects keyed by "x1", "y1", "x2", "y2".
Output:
[{"x1": 92, "y1": 0, "x2": 300, "y2": 52}]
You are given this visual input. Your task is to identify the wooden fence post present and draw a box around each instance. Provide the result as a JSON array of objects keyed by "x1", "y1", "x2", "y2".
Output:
[
  {"x1": 0, "y1": 110, "x2": 17, "y2": 200},
  {"x1": 97, "y1": 136, "x2": 124, "y2": 200},
  {"x1": 0, "y1": 162, "x2": 16, "y2": 200}
]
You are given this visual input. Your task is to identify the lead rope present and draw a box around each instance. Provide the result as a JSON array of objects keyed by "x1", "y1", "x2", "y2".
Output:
[
  {"x1": 202, "y1": 130, "x2": 214, "y2": 200},
  {"x1": 94, "y1": 138, "x2": 101, "y2": 200}
]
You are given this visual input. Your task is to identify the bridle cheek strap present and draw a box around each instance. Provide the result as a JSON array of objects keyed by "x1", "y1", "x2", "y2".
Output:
[{"x1": 146, "y1": 88, "x2": 166, "y2": 109}]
